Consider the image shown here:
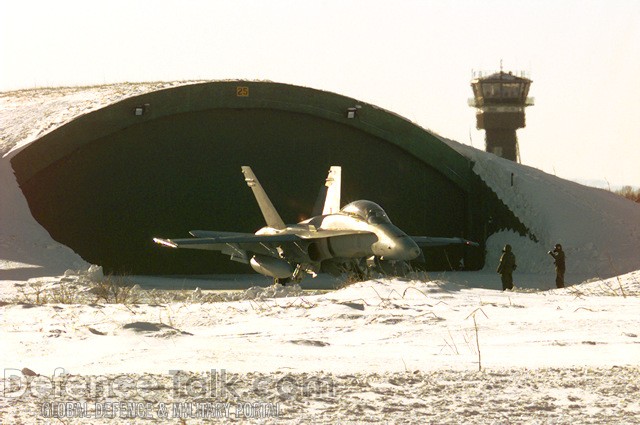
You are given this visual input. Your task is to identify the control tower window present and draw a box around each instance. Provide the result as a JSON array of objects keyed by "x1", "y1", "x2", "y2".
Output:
[
  {"x1": 502, "y1": 83, "x2": 522, "y2": 98},
  {"x1": 483, "y1": 83, "x2": 501, "y2": 98}
]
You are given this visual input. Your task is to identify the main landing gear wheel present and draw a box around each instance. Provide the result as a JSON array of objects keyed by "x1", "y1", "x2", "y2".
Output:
[{"x1": 274, "y1": 277, "x2": 291, "y2": 286}]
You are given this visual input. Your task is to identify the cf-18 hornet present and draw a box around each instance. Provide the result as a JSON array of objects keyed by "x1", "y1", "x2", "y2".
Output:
[{"x1": 154, "y1": 166, "x2": 478, "y2": 283}]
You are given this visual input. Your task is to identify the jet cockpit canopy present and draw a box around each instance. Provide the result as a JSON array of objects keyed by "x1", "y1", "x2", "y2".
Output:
[{"x1": 340, "y1": 200, "x2": 391, "y2": 225}]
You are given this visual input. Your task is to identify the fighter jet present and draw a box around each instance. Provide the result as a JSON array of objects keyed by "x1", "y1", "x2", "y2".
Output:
[{"x1": 153, "y1": 166, "x2": 478, "y2": 283}]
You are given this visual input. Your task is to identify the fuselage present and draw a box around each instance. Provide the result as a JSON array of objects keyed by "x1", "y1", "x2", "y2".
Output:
[{"x1": 255, "y1": 200, "x2": 421, "y2": 263}]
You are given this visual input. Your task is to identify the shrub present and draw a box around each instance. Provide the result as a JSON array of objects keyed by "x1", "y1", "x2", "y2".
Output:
[{"x1": 615, "y1": 186, "x2": 640, "y2": 203}]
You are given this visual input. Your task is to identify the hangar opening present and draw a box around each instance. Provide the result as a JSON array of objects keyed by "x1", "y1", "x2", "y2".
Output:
[{"x1": 10, "y1": 81, "x2": 528, "y2": 275}]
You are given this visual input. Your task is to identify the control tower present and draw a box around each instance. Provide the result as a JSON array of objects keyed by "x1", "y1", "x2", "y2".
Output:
[{"x1": 469, "y1": 69, "x2": 534, "y2": 162}]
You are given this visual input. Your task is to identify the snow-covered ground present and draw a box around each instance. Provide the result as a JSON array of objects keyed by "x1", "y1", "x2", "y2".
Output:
[
  {"x1": 1, "y1": 273, "x2": 639, "y2": 423},
  {"x1": 1, "y1": 83, "x2": 639, "y2": 423},
  {"x1": 2, "y1": 272, "x2": 640, "y2": 375}
]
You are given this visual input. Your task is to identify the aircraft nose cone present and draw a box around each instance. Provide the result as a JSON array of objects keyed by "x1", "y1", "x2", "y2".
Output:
[
  {"x1": 375, "y1": 237, "x2": 421, "y2": 261},
  {"x1": 404, "y1": 241, "x2": 421, "y2": 260}
]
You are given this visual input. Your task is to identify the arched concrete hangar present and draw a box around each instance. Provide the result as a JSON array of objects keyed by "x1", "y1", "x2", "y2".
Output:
[{"x1": 11, "y1": 81, "x2": 528, "y2": 275}]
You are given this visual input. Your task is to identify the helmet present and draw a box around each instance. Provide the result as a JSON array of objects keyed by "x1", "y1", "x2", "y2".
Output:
[
  {"x1": 554, "y1": 243, "x2": 562, "y2": 250},
  {"x1": 503, "y1": 244, "x2": 512, "y2": 252}
]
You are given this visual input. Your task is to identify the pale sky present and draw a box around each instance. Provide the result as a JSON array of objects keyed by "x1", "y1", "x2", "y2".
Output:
[{"x1": 2, "y1": 0, "x2": 639, "y2": 187}]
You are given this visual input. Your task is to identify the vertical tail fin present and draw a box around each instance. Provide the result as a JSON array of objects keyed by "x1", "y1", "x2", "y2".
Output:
[
  {"x1": 311, "y1": 166, "x2": 342, "y2": 217},
  {"x1": 322, "y1": 166, "x2": 341, "y2": 215},
  {"x1": 241, "y1": 166, "x2": 286, "y2": 230}
]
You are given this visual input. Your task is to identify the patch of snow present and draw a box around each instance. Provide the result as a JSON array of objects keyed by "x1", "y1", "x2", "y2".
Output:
[
  {"x1": 1, "y1": 276, "x2": 640, "y2": 422},
  {"x1": 483, "y1": 229, "x2": 549, "y2": 274},
  {"x1": 0, "y1": 82, "x2": 203, "y2": 158},
  {"x1": 439, "y1": 136, "x2": 640, "y2": 277},
  {"x1": 0, "y1": 156, "x2": 89, "y2": 279}
]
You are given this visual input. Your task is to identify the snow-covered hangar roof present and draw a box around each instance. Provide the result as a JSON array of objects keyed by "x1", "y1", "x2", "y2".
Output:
[
  {"x1": 13, "y1": 81, "x2": 472, "y2": 189},
  {"x1": 11, "y1": 81, "x2": 526, "y2": 274}
]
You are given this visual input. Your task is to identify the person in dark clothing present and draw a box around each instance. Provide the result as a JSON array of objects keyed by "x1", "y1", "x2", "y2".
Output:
[
  {"x1": 497, "y1": 244, "x2": 516, "y2": 290},
  {"x1": 548, "y1": 244, "x2": 565, "y2": 288}
]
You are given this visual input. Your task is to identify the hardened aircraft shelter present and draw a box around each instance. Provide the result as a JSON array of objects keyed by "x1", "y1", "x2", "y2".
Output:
[{"x1": 11, "y1": 81, "x2": 528, "y2": 275}]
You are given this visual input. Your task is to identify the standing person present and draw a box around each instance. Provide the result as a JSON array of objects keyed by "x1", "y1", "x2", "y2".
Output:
[
  {"x1": 497, "y1": 244, "x2": 516, "y2": 291},
  {"x1": 548, "y1": 244, "x2": 565, "y2": 288}
]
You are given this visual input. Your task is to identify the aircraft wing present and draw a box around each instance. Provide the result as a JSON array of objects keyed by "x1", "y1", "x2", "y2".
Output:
[
  {"x1": 296, "y1": 229, "x2": 373, "y2": 239},
  {"x1": 189, "y1": 230, "x2": 284, "y2": 239},
  {"x1": 187, "y1": 228, "x2": 373, "y2": 241},
  {"x1": 154, "y1": 233, "x2": 301, "y2": 249},
  {"x1": 154, "y1": 229, "x2": 375, "y2": 262},
  {"x1": 411, "y1": 236, "x2": 479, "y2": 248},
  {"x1": 153, "y1": 232, "x2": 303, "y2": 264}
]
